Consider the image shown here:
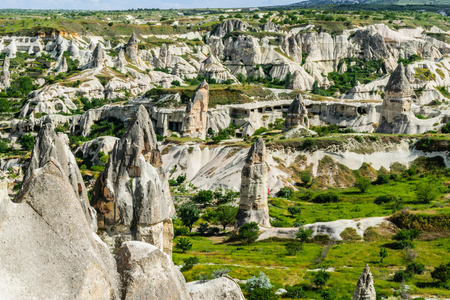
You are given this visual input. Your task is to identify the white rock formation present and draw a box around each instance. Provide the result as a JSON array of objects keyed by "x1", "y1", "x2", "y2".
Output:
[{"x1": 353, "y1": 265, "x2": 376, "y2": 300}]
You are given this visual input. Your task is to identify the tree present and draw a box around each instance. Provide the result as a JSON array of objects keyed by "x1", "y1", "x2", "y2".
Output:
[
  {"x1": 285, "y1": 240, "x2": 303, "y2": 256},
  {"x1": 175, "y1": 237, "x2": 193, "y2": 253},
  {"x1": 20, "y1": 134, "x2": 35, "y2": 151},
  {"x1": 311, "y1": 80, "x2": 320, "y2": 94},
  {"x1": 237, "y1": 222, "x2": 259, "y2": 245},
  {"x1": 431, "y1": 262, "x2": 450, "y2": 285},
  {"x1": 276, "y1": 187, "x2": 293, "y2": 199},
  {"x1": 287, "y1": 206, "x2": 301, "y2": 217},
  {"x1": 178, "y1": 202, "x2": 200, "y2": 232},
  {"x1": 301, "y1": 172, "x2": 311, "y2": 185},
  {"x1": 0, "y1": 98, "x2": 10, "y2": 112},
  {"x1": 312, "y1": 269, "x2": 330, "y2": 289},
  {"x1": 415, "y1": 180, "x2": 439, "y2": 204},
  {"x1": 191, "y1": 190, "x2": 214, "y2": 206},
  {"x1": 355, "y1": 177, "x2": 371, "y2": 193},
  {"x1": 215, "y1": 205, "x2": 238, "y2": 231},
  {"x1": 379, "y1": 247, "x2": 388, "y2": 263}
]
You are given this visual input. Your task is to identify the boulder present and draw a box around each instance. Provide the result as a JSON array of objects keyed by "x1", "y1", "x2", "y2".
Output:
[
  {"x1": 1, "y1": 160, "x2": 119, "y2": 299},
  {"x1": 117, "y1": 241, "x2": 190, "y2": 300},
  {"x1": 236, "y1": 137, "x2": 270, "y2": 228},
  {"x1": 92, "y1": 105, "x2": 175, "y2": 256},
  {"x1": 187, "y1": 276, "x2": 245, "y2": 300},
  {"x1": 353, "y1": 264, "x2": 376, "y2": 300}
]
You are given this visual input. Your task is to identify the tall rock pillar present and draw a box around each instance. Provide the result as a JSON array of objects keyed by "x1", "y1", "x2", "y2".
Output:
[
  {"x1": 181, "y1": 80, "x2": 209, "y2": 140},
  {"x1": 92, "y1": 105, "x2": 175, "y2": 256},
  {"x1": 0, "y1": 56, "x2": 11, "y2": 90},
  {"x1": 235, "y1": 137, "x2": 270, "y2": 228},
  {"x1": 353, "y1": 264, "x2": 376, "y2": 300},
  {"x1": 282, "y1": 93, "x2": 309, "y2": 132}
]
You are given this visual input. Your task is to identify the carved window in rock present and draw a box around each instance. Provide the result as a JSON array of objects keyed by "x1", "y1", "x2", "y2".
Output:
[{"x1": 252, "y1": 203, "x2": 257, "y2": 210}]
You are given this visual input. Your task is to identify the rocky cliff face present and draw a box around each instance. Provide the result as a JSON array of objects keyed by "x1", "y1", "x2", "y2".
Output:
[
  {"x1": 181, "y1": 80, "x2": 209, "y2": 139},
  {"x1": 282, "y1": 93, "x2": 309, "y2": 131},
  {"x1": 1, "y1": 160, "x2": 119, "y2": 299},
  {"x1": 236, "y1": 137, "x2": 270, "y2": 228},
  {"x1": 0, "y1": 56, "x2": 10, "y2": 90},
  {"x1": 92, "y1": 105, "x2": 175, "y2": 256},
  {"x1": 353, "y1": 264, "x2": 376, "y2": 300},
  {"x1": 24, "y1": 122, "x2": 97, "y2": 231}
]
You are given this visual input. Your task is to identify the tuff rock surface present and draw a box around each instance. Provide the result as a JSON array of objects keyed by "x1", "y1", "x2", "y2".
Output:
[
  {"x1": 181, "y1": 80, "x2": 209, "y2": 139},
  {"x1": 0, "y1": 56, "x2": 11, "y2": 90},
  {"x1": 236, "y1": 137, "x2": 270, "y2": 228},
  {"x1": 353, "y1": 264, "x2": 376, "y2": 300},
  {"x1": 117, "y1": 241, "x2": 191, "y2": 300},
  {"x1": 24, "y1": 122, "x2": 97, "y2": 231},
  {"x1": 187, "y1": 276, "x2": 246, "y2": 300},
  {"x1": 0, "y1": 160, "x2": 119, "y2": 300},
  {"x1": 92, "y1": 105, "x2": 175, "y2": 255},
  {"x1": 282, "y1": 93, "x2": 310, "y2": 131}
]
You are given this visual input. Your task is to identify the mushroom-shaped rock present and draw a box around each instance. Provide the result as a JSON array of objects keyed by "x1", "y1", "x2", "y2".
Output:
[
  {"x1": 353, "y1": 264, "x2": 376, "y2": 300},
  {"x1": 235, "y1": 137, "x2": 270, "y2": 228},
  {"x1": 126, "y1": 33, "x2": 139, "y2": 64},
  {"x1": 92, "y1": 105, "x2": 175, "y2": 256},
  {"x1": 92, "y1": 42, "x2": 105, "y2": 69}
]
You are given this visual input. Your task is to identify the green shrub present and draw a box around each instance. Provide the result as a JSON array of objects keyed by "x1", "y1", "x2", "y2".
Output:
[
  {"x1": 393, "y1": 229, "x2": 421, "y2": 249},
  {"x1": 406, "y1": 262, "x2": 425, "y2": 275},
  {"x1": 175, "y1": 237, "x2": 193, "y2": 253},
  {"x1": 276, "y1": 187, "x2": 293, "y2": 199},
  {"x1": 237, "y1": 222, "x2": 259, "y2": 245},
  {"x1": 431, "y1": 262, "x2": 450, "y2": 285},
  {"x1": 181, "y1": 256, "x2": 199, "y2": 272},
  {"x1": 0, "y1": 140, "x2": 11, "y2": 153},
  {"x1": 253, "y1": 127, "x2": 268, "y2": 136},
  {"x1": 312, "y1": 269, "x2": 330, "y2": 289},
  {"x1": 374, "y1": 195, "x2": 398, "y2": 205},
  {"x1": 174, "y1": 226, "x2": 190, "y2": 237},
  {"x1": 312, "y1": 193, "x2": 341, "y2": 203},
  {"x1": 375, "y1": 174, "x2": 390, "y2": 185},
  {"x1": 178, "y1": 202, "x2": 200, "y2": 232},
  {"x1": 20, "y1": 134, "x2": 35, "y2": 151},
  {"x1": 340, "y1": 227, "x2": 361, "y2": 242},
  {"x1": 415, "y1": 180, "x2": 439, "y2": 204},
  {"x1": 191, "y1": 190, "x2": 214, "y2": 205},
  {"x1": 393, "y1": 270, "x2": 413, "y2": 283},
  {"x1": 355, "y1": 177, "x2": 371, "y2": 193},
  {"x1": 287, "y1": 206, "x2": 301, "y2": 217}
]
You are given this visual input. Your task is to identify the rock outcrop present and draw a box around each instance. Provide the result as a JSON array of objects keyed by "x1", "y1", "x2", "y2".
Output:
[
  {"x1": 282, "y1": 93, "x2": 309, "y2": 131},
  {"x1": 125, "y1": 33, "x2": 139, "y2": 65},
  {"x1": 24, "y1": 122, "x2": 97, "y2": 231},
  {"x1": 352, "y1": 264, "x2": 376, "y2": 300},
  {"x1": 117, "y1": 241, "x2": 190, "y2": 300},
  {"x1": 181, "y1": 80, "x2": 209, "y2": 139},
  {"x1": 235, "y1": 137, "x2": 270, "y2": 228},
  {"x1": 92, "y1": 105, "x2": 175, "y2": 256},
  {"x1": 0, "y1": 56, "x2": 11, "y2": 90},
  {"x1": 1, "y1": 160, "x2": 119, "y2": 299},
  {"x1": 212, "y1": 19, "x2": 249, "y2": 38},
  {"x1": 92, "y1": 42, "x2": 105, "y2": 69},
  {"x1": 187, "y1": 276, "x2": 245, "y2": 300},
  {"x1": 261, "y1": 21, "x2": 280, "y2": 33},
  {"x1": 376, "y1": 63, "x2": 416, "y2": 134}
]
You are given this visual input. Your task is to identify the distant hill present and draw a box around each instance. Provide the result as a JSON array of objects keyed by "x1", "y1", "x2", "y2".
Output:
[{"x1": 291, "y1": 0, "x2": 450, "y2": 6}]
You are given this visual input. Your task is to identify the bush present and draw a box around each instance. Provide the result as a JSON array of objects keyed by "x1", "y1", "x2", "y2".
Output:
[
  {"x1": 312, "y1": 193, "x2": 341, "y2": 203},
  {"x1": 246, "y1": 272, "x2": 273, "y2": 292},
  {"x1": 406, "y1": 262, "x2": 425, "y2": 275},
  {"x1": 296, "y1": 228, "x2": 312, "y2": 243},
  {"x1": 175, "y1": 237, "x2": 193, "y2": 253},
  {"x1": 276, "y1": 187, "x2": 293, "y2": 199},
  {"x1": 301, "y1": 172, "x2": 311, "y2": 185},
  {"x1": 287, "y1": 206, "x2": 301, "y2": 217},
  {"x1": 0, "y1": 98, "x2": 10, "y2": 112},
  {"x1": 285, "y1": 240, "x2": 304, "y2": 256},
  {"x1": 181, "y1": 256, "x2": 199, "y2": 272},
  {"x1": 197, "y1": 223, "x2": 210, "y2": 235},
  {"x1": 393, "y1": 229, "x2": 421, "y2": 249},
  {"x1": 415, "y1": 180, "x2": 439, "y2": 204},
  {"x1": 237, "y1": 222, "x2": 259, "y2": 245},
  {"x1": 214, "y1": 205, "x2": 238, "y2": 231},
  {"x1": 374, "y1": 195, "x2": 398, "y2": 205},
  {"x1": 20, "y1": 134, "x2": 35, "y2": 151},
  {"x1": 247, "y1": 287, "x2": 279, "y2": 300},
  {"x1": 253, "y1": 127, "x2": 268, "y2": 136},
  {"x1": 355, "y1": 177, "x2": 371, "y2": 193},
  {"x1": 393, "y1": 270, "x2": 413, "y2": 283},
  {"x1": 340, "y1": 227, "x2": 361, "y2": 242},
  {"x1": 174, "y1": 226, "x2": 190, "y2": 237},
  {"x1": 375, "y1": 174, "x2": 390, "y2": 185},
  {"x1": 0, "y1": 140, "x2": 10, "y2": 153},
  {"x1": 192, "y1": 190, "x2": 214, "y2": 205},
  {"x1": 211, "y1": 268, "x2": 231, "y2": 279},
  {"x1": 431, "y1": 262, "x2": 450, "y2": 285},
  {"x1": 312, "y1": 270, "x2": 330, "y2": 289}
]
